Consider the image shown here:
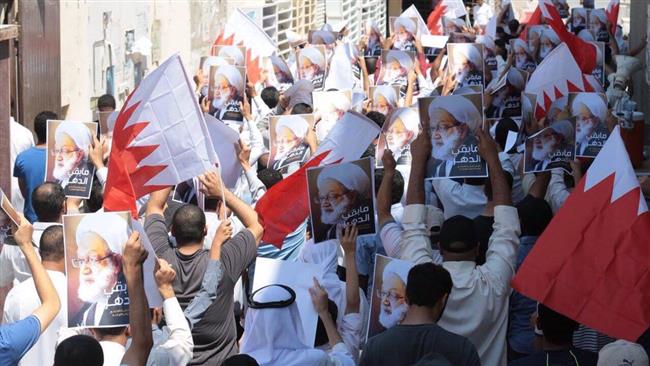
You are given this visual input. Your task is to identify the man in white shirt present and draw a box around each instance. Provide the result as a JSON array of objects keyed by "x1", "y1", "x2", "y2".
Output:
[
  {"x1": 386, "y1": 127, "x2": 520, "y2": 366},
  {"x1": 472, "y1": 0, "x2": 494, "y2": 29},
  {"x1": 3, "y1": 225, "x2": 68, "y2": 366}
]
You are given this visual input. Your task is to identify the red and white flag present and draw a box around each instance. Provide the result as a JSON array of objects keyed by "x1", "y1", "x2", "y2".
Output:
[
  {"x1": 213, "y1": 9, "x2": 277, "y2": 86},
  {"x1": 512, "y1": 126, "x2": 650, "y2": 341},
  {"x1": 255, "y1": 112, "x2": 380, "y2": 247},
  {"x1": 104, "y1": 54, "x2": 218, "y2": 216},
  {"x1": 606, "y1": 0, "x2": 620, "y2": 35},
  {"x1": 427, "y1": 0, "x2": 466, "y2": 35},
  {"x1": 524, "y1": 43, "x2": 586, "y2": 120}
]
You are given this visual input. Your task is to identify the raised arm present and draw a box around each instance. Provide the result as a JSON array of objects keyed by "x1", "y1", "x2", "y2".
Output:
[
  {"x1": 15, "y1": 217, "x2": 61, "y2": 332},
  {"x1": 120, "y1": 231, "x2": 153, "y2": 366},
  {"x1": 340, "y1": 225, "x2": 360, "y2": 314},
  {"x1": 144, "y1": 186, "x2": 175, "y2": 258},
  {"x1": 404, "y1": 69, "x2": 417, "y2": 107},
  {"x1": 377, "y1": 149, "x2": 397, "y2": 227},
  {"x1": 406, "y1": 124, "x2": 430, "y2": 205}
]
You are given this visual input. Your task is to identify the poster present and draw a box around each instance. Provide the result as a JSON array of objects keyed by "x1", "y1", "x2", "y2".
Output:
[
  {"x1": 524, "y1": 119, "x2": 576, "y2": 173},
  {"x1": 589, "y1": 9, "x2": 609, "y2": 42},
  {"x1": 211, "y1": 45, "x2": 247, "y2": 67},
  {"x1": 590, "y1": 42, "x2": 606, "y2": 86},
  {"x1": 367, "y1": 255, "x2": 415, "y2": 341},
  {"x1": 376, "y1": 108, "x2": 420, "y2": 168},
  {"x1": 312, "y1": 90, "x2": 352, "y2": 142},
  {"x1": 369, "y1": 85, "x2": 400, "y2": 116},
  {"x1": 45, "y1": 120, "x2": 97, "y2": 199},
  {"x1": 308, "y1": 30, "x2": 338, "y2": 46},
  {"x1": 307, "y1": 157, "x2": 376, "y2": 243},
  {"x1": 485, "y1": 68, "x2": 527, "y2": 119},
  {"x1": 510, "y1": 38, "x2": 537, "y2": 74},
  {"x1": 204, "y1": 113, "x2": 242, "y2": 189},
  {"x1": 442, "y1": 43, "x2": 485, "y2": 94},
  {"x1": 571, "y1": 8, "x2": 590, "y2": 33},
  {"x1": 389, "y1": 16, "x2": 418, "y2": 52},
  {"x1": 269, "y1": 54, "x2": 294, "y2": 91},
  {"x1": 65, "y1": 212, "x2": 132, "y2": 327},
  {"x1": 0, "y1": 189, "x2": 20, "y2": 245},
  {"x1": 297, "y1": 45, "x2": 327, "y2": 89},
  {"x1": 208, "y1": 64, "x2": 246, "y2": 121},
  {"x1": 378, "y1": 50, "x2": 415, "y2": 98},
  {"x1": 268, "y1": 114, "x2": 313, "y2": 176},
  {"x1": 418, "y1": 93, "x2": 487, "y2": 179},
  {"x1": 521, "y1": 92, "x2": 538, "y2": 136},
  {"x1": 442, "y1": 17, "x2": 466, "y2": 35},
  {"x1": 551, "y1": 0, "x2": 570, "y2": 18},
  {"x1": 569, "y1": 92, "x2": 609, "y2": 158}
]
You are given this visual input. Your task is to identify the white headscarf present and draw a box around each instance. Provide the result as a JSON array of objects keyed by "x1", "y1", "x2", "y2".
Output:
[
  {"x1": 55, "y1": 121, "x2": 93, "y2": 157},
  {"x1": 452, "y1": 44, "x2": 483, "y2": 72},
  {"x1": 240, "y1": 285, "x2": 327, "y2": 366},
  {"x1": 571, "y1": 93, "x2": 607, "y2": 121},
  {"x1": 317, "y1": 163, "x2": 371, "y2": 199},
  {"x1": 382, "y1": 258, "x2": 413, "y2": 285},
  {"x1": 428, "y1": 95, "x2": 482, "y2": 131},
  {"x1": 202, "y1": 56, "x2": 229, "y2": 75},
  {"x1": 390, "y1": 108, "x2": 420, "y2": 133},
  {"x1": 75, "y1": 212, "x2": 131, "y2": 254},
  {"x1": 215, "y1": 64, "x2": 244, "y2": 94},
  {"x1": 394, "y1": 16, "x2": 416, "y2": 34},
  {"x1": 386, "y1": 50, "x2": 413, "y2": 70},
  {"x1": 373, "y1": 85, "x2": 398, "y2": 107},
  {"x1": 218, "y1": 46, "x2": 245, "y2": 66},
  {"x1": 300, "y1": 47, "x2": 326, "y2": 68},
  {"x1": 275, "y1": 115, "x2": 310, "y2": 139}
]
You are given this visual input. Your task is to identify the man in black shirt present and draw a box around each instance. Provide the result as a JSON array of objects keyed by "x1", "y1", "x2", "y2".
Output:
[{"x1": 360, "y1": 263, "x2": 481, "y2": 366}]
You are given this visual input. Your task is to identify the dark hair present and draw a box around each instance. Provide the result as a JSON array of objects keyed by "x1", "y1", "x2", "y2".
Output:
[
  {"x1": 54, "y1": 335, "x2": 104, "y2": 366},
  {"x1": 439, "y1": 215, "x2": 478, "y2": 253},
  {"x1": 223, "y1": 354, "x2": 260, "y2": 366},
  {"x1": 314, "y1": 299, "x2": 338, "y2": 347},
  {"x1": 406, "y1": 263, "x2": 452, "y2": 307},
  {"x1": 172, "y1": 204, "x2": 206, "y2": 245},
  {"x1": 257, "y1": 169, "x2": 283, "y2": 189},
  {"x1": 92, "y1": 326, "x2": 128, "y2": 338},
  {"x1": 34, "y1": 111, "x2": 58, "y2": 144},
  {"x1": 508, "y1": 19, "x2": 520, "y2": 33},
  {"x1": 261, "y1": 86, "x2": 280, "y2": 109},
  {"x1": 494, "y1": 118, "x2": 519, "y2": 152},
  {"x1": 40, "y1": 225, "x2": 64, "y2": 262},
  {"x1": 538, "y1": 304, "x2": 578, "y2": 344},
  {"x1": 291, "y1": 103, "x2": 313, "y2": 114},
  {"x1": 32, "y1": 182, "x2": 66, "y2": 222},
  {"x1": 97, "y1": 94, "x2": 116, "y2": 111},
  {"x1": 516, "y1": 195, "x2": 553, "y2": 237},
  {"x1": 365, "y1": 111, "x2": 386, "y2": 129},
  {"x1": 85, "y1": 179, "x2": 104, "y2": 213},
  {"x1": 374, "y1": 168, "x2": 404, "y2": 206}
]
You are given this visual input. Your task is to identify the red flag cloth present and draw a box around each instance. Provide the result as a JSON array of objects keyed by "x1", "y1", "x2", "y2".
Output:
[
  {"x1": 427, "y1": 4, "x2": 447, "y2": 35},
  {"x1": 606, "y1": 0, "x2": 620, "y2": 35},
  {"x1": 512, "y1": 127, "x2": 650, "y2": 341},
  {"x1": 519, "y1": 6, "x2": 542, "y2": 41},
  {"x1": 539, "y1": 0, "x2": 597, "y2": 74}
]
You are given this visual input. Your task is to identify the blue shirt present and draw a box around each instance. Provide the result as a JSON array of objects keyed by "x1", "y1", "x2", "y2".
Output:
[
  {"x1": 0, "y1": 315, "x2": 41, "y2": 366},
  {"x1": 13, "y1": 147, "x2": 46, "y2": 223},
  {"x1": 508, "y1": 235, "x2": 539, "y2": 355}
]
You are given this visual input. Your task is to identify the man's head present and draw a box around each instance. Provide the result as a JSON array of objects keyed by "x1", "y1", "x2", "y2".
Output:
[
  {"x1": 213, "y1": 65, "x2": 244, "y2": 109},
  {"x1": 171, "y1": 204, "x2": 207, "y2": 246},
  {"x1": 513, "y1": 39, "x2": 532, "y2": 69},
  {"x1": 452, "y1": 45, "x2": 483, "y2": 82},
  {"x1": 589, "y1": 10, "x2": 607, "y2": 35},
  {"x1": 494, "y1": 118, "x2": 519, "y2": 153},
  {"x1": 571, "y1": 93, "x2": 607, "y2": 143},
  {"x1": 97, "y1": 94, "x2": 116, "y2": 112},
  {"x1": 517, "y1": 195, "x2": 553, "y2": 237},
  {"x1": 316, "y1": 163, "x2": 370, "y2": 225},
  {"x1": 54, "y1": 335, "x2": 103, "y2": 366},
  {"x1": 53, "y1": 121, "x2": 93, "y2": 181},
  {"x1": 261, "y1": 86, "x2": 280, "y2": 109},
  {"x1": 40, "y1": 224, "x2": 64, "y2": 264},
  {"x1": 299, "y1": 47, "x2": 325, "y2": 80},
  {"x1": 508, "y1": 19, "x2": 520, "y2": 34},
  {"x1": 428, "y1": 95, "x2": 481, "y2": 161},
  {"x1": 35, "y1": 111, "x2": 58, "y2": 145},
  {"x1": 74, "y1": 213, "x2": 128, "y2": 303},
  {"x1": 258, "y1": 169, "x2": 283, "y2": 189},
  {"x1": 379, "y1": 259, "x2": 414, "y2": 328},
  {"x1": 365, "y1": 111, "x2": 386, "y2": 130},
  {"x1": 323, "y1": 93, "x2": 350, "y2": 124},
  {"x1": 373, "y1": 85, "x2": 398, "y2": 116},
  {"x1": 274, "y1": 115, "x2": 310, "y2": 158},
  {"x1": 32, "y1": 182, "x2": 66, "y2": 223},
  {"x1": 385, "y1": 108, "x2": 419, "y2": 153},
  {"x1": 405, "y1": 263, "x2": 452, "y2": 321},
  {"x1": 537, "y1": 304, "x2": 579, "y2": 345},
  {"x1": 394, "y1": 17, "x2": 416, "y2": 49},
  {"x1": 540, "y1": 28, "x2": 560, "y2": 58},
  {"x1": 440, "y1": 215, "x2": 479, "y2": 261},
  {"x1": 532, "y1": 120, "x2": 573, "y2": 161},
  {"x1": 385, "y1": 50, "x2": 412, "y2": 81},
  {"x1": 291, "y1": 103, "x2": 313, "y2": 114},
  {"x1": 374, "y1": 168, "x2": 404, "y2": 206}
]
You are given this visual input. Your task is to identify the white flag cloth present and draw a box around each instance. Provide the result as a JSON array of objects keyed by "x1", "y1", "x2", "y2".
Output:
[
  {"x1": 401, "y1": 5, "x2": 431, "y2": 36},
  {"x1": 204, "y1": 113, "x2": 242, "y2": 189}
]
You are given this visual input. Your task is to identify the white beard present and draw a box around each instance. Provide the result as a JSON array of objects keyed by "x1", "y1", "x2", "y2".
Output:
[
  {"x1": 515, "y1": 56, "x2": 527, "y2": 69},
  {"x1": 376, "y1": 106, "x2": 390, "y2": 115},
  {"x1": 384, "y1": 68, "x2": 402, "y2": 82},
  {"x1": 455, "y1": 67, "x2": 469, "y2": 83},
  {"x1": 540, "y1": 46, "x2": 552, "y2": 59},
  {"x1": 532, "y1": 141, "x2": 554, "y2": 161},
  {"x1": 53, "y1": 156, "x2": 79, "y2": 181},
  {"x1": 492, "y1": 90, "x2": 507, "y2": 107},
  {"x1": 432, "y1": 129, "x2": 460, "y2": 161},
  {"x1": 78, "y1": 264, "x2": 117, "y2": 303},
  {"x1": 379, "y1": 300, "x2": 408, "y2": 328},
  {"x1": 320, "y1": 195, "x2": 351, "y2": 225},
  {"x1": 212, "y1": 90, "x2": 233, "y2": 109},
  {"x1": 303, "y1": 68, "x2": 316, "y2": 80},
  {"x1": 576, "y1": 123, "x2": 593, "y2": 143}
]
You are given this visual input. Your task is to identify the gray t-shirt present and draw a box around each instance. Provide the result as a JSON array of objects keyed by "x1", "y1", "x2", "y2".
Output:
[
  {"x1": 145, "y1": 214, "x2": 257, "y2": 365},
  {"x1": 360, "y1": 323, "x2": 481, "y2": 366}
]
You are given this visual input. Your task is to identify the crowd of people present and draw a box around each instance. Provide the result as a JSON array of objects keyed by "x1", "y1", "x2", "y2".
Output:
[{"x1": 3, "y1": 0, "x2": 650, "y2": 365}]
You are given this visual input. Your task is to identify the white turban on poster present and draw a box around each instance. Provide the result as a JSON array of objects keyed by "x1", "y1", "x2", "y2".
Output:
[
  {"x1": 374, "y1": 85, "x2": 398, "y2": 107},
  {"x1": 391, "y1": 108, "x2": 419, "y2": 133},
  {"x1": 383, "y1": 259, "x2": 413, "y2": 285},
  {"x1": 428, "y1": 95, "x2": 481, "y2": 131},
  {"x1": 571, "y1": 93, "x2": 607, "y2": 121},
  {"x1": 275, "y1": 115, "x2": 310, "y2": 139},
  {"x1": 513, "y1": 39, "x2": 531, "y2": 55},
  {"x1": 76, "y1": 212, "x2": 130, "y2": 254},
  {"x1": 218, "y1": 46, "x2": 245, "y2": 66},
  {"x1": 591, "y1": 9, "x2": 607, "y2": 24},
  {"x1": 215, "y1": 64, "x2": 244, "y2": 93},
  {"x1": 55, "y1": 121, "x2": 93, "y2": 156},
  {"x1": 453, "y1": 45, "x2": 483, "y2": 72},
  {"x1": 476, "y1": 35, "x2": 495, "y2": 51},
  {"x1": 271, "y1": 55, "x2": 292, "y2": 78},
  {"x1": 386, "y1": 50, "x2": 413, "y2": 70},
  {"x1": 541, "y1": 28, "x2": 560, "y2": 45},
  {"x1": 317, "y1": 163, "x2": 370, "y2": 199},
  {"x1": 394, "y1": 17, "x2": 416, "y2": 35},
  {"x1": 300, "y1": 47, "x2": 326, "y2": 68},
  {"x1": 507, "y1": 69, "x2": 526, "y2": 90},
  {"x1": 202, "y1": 56, "x2": 229, "y2": 75}
]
